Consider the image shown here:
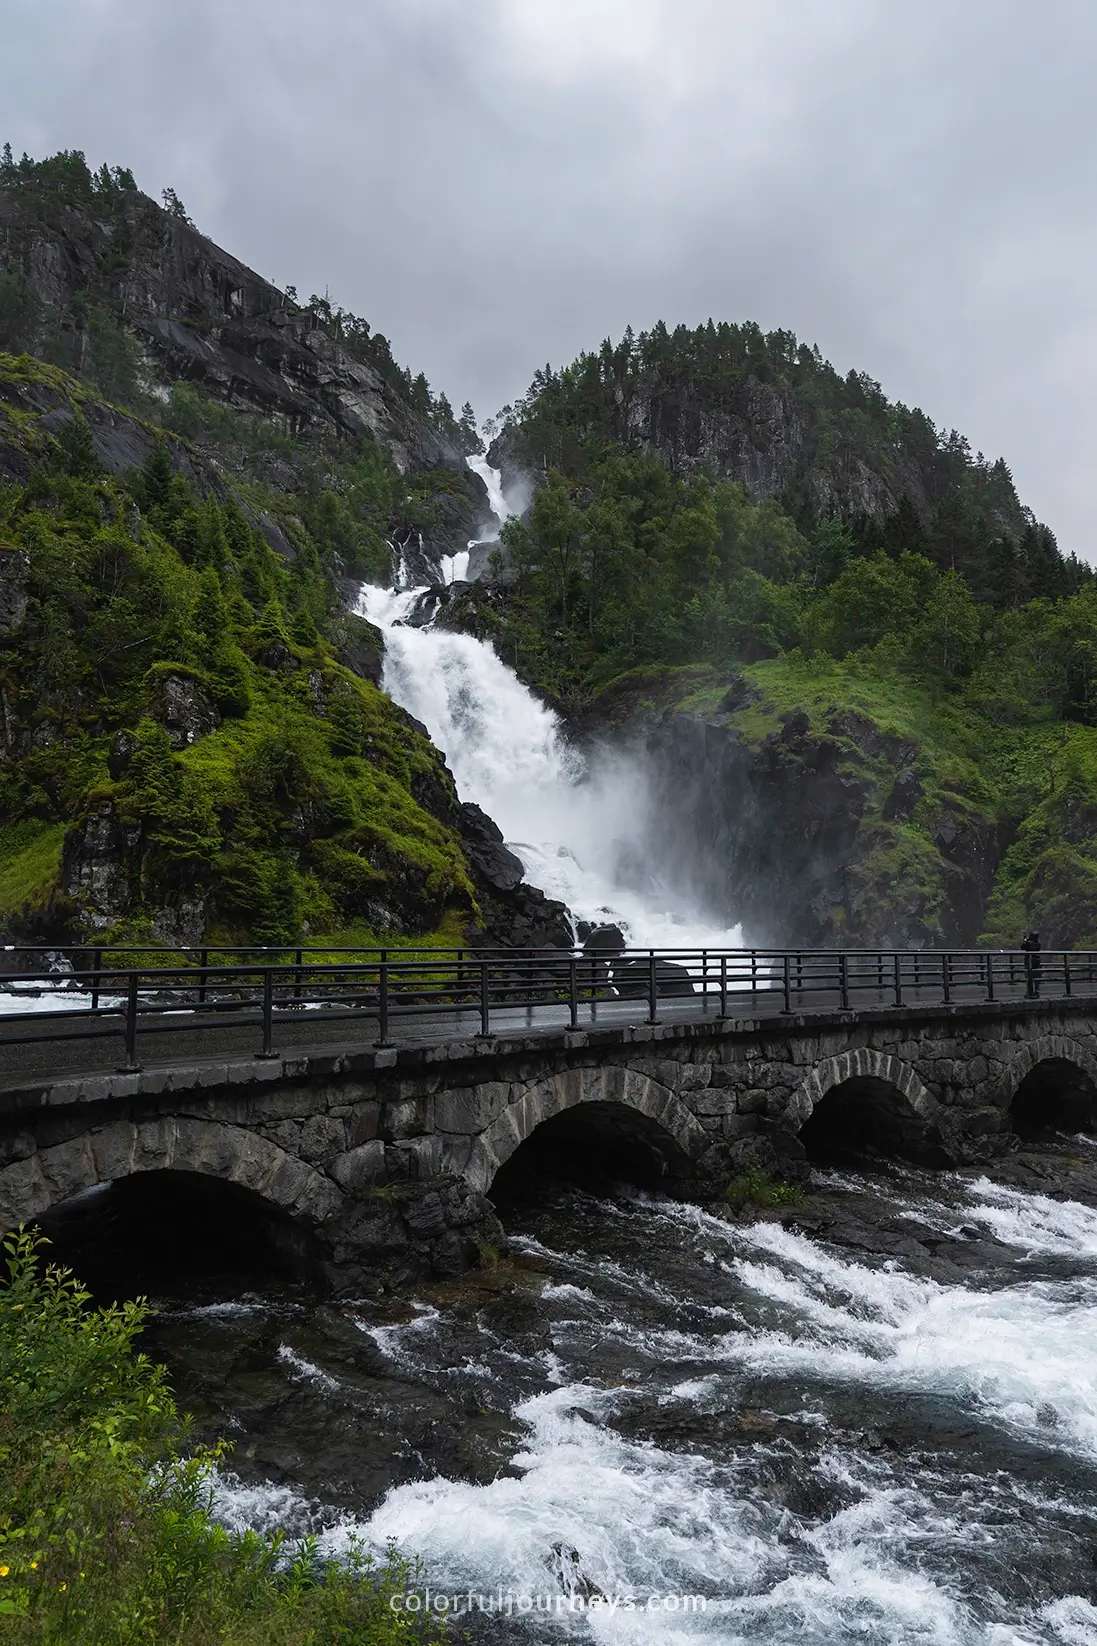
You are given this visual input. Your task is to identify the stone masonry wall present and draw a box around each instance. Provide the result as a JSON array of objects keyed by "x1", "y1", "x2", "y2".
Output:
[{"x1": 3, "y1": 1000, "x2": 1096, "y2": 1290}]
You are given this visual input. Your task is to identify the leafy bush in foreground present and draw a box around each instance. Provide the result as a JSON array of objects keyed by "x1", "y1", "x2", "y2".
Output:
[{"x1": 0, "y1": 1231, "x2": 440, "y2": 1645}]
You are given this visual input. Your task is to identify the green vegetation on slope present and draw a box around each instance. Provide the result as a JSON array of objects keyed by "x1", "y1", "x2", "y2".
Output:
[
  {"x1": 482, "y1": 331, "x2": 1097, "y2": 946},
  {"x1": 0, "y1": 371, "x2": 476, "y2": 945},
  {"x1": 0, "y1": 1230, "x2": 441, "y2": 1645}
]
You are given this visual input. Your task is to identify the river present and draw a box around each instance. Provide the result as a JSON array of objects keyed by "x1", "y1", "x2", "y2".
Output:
[{"x1": 125, "y1": 1145, "x2": 1097, "y2": 1646}]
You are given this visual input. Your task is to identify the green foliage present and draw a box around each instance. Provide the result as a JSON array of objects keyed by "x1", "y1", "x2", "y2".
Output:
[
  {"x1": 0, "y1": 398, "x2": 477, "y2": 944},
  {"x1": 491, "y1": 320, "x2": 1089, "y2": 707},
  {"x1": 0, "y1": 1230, "x2": 444, "y2": 1645},
  {"x1": 0, "y1": 822, "x2": 66, "y2": 914},
  {"x1": 725, "y1": 1170, "x2": 804, "y2": 1210}
]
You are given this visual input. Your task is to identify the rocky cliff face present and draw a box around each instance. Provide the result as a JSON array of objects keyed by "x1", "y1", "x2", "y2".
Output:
[
  {"x1": 0, "y1": 179, "x2": 488, "y2": 558},
  {"x1": 582, "y1": 670, "x2": 1004, "y2": 949}
]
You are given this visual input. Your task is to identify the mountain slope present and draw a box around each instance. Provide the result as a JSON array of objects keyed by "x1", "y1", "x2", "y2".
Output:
[{"x1": 0, "y1": 150, "x2": 567, "y2": 951}]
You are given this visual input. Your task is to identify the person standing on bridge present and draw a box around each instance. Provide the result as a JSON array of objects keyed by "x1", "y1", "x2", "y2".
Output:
[{"x1": 1021, "y1": 931, "x2": 1042, "y2": 998}]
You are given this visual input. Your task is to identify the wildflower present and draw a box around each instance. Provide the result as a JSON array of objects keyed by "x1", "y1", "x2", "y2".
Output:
[
  {"x1": 29, "y1": 1561, "x2": 38, "y2": 1570},
  {"x1": 59, "y1": 1582, "x2": 67, "y2": 1592},
  {"x1": 0, "y1": 1566, "x2": 9, "y2": 1578}
]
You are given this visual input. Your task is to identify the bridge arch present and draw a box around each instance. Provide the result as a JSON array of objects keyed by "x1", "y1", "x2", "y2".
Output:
[
  {"x1": 792, "y1": 1049, "x2": 945, "y2": 1164},
  {"x1": 0, "y1": 1116, "x2": 344, "y2": 1236},
  {"x1": 458, "y1": 1066, "x2": 712, "y2": 1195},
  {"x1": 1005, "y1": 1036, "x2": 1097, "y2": 1133}
]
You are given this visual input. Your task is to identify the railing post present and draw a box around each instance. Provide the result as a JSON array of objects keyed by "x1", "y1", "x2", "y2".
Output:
[
  {"x1": 293, "y1": 946, "x2": 303, "y2": 1004},
  {"x1": 942, "y1": 952, "x2": 951, "y2": 1005},
  {"x1": 839, "y1": 952, "x2": 849, "y2": 1011},
  {"x1": 986, "y1": 952, "x2": 995, "y2": 1002},
  {"x1": 796, "y1": 952, "x2": 803, "y2": 997},
  {"x1": 647, "y1": 950, "x2": 659, "y2": 1025},
  {"x1": 374, "y1": 954, "x2": 394, "y2": 1048},
  {"x1": 198, "y1": 947, "x2": 209, "y2": 1007},
  {"x1": 893, "y1": 953, "x2": 903, "y2": 1007},
  {"x1": 569, "y1": 957, "x2": 578, "y2": 1030},
  {"x1": 782, "y1": 954, "x2": 792, "y2": 1013},
  {"x1": 1065, "y1": 951, "x2": 1073, "y2": 998},
  {"x1": 701, "y1": 950, "x2": 708, "y2": 1012},
  {"x1": 719, "y1": 954, "x2": 728, "y2": 1019},
  {"x1": 90, "y1": 947, "x2": 103, "y2": 1012},
  {"x1": 118, "y1": 971, "x2": 141, "y2": 1073},
  {"x1": 477, "y1": 960, "x2": 491, "y2": 1038},
  {"x1": 256, "y1": 968, "x2": 279, "y2": 1060},
  {"x1": 751, "y1": 951, "x2": 758, "y2": 1002}
]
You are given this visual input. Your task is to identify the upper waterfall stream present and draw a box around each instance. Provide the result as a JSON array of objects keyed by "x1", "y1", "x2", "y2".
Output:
[{"x1": 357, "y1": 461, "x2": 741, "y2": 951}]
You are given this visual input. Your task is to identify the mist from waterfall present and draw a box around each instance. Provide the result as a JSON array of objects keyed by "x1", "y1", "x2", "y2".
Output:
[{"x1": 357, "y1": 463, "x2": 741, "y2": 951}]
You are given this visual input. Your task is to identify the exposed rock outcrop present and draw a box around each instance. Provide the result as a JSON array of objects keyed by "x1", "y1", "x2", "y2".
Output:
[
  {"x1": 458, "y1": 803, "x2": 573, "y2": 950},
  {"x1": 581, "y1": 671, "x2": 1003, "y2": 949}
]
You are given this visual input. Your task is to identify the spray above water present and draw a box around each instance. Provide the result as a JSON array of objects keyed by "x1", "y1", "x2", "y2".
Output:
[{"x1": 358, "y1": 460, "x2": 741, "y2": 951}]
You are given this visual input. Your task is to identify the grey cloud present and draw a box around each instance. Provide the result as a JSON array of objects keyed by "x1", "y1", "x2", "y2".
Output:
[{"x1": 4, "y1": 0, "x2": 1096, "y2": 552}]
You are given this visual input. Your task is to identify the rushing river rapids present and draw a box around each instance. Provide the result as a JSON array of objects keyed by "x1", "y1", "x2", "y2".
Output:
[{"x1": 44, "y1": 1141, "x2": 1085, "y2": 1646}]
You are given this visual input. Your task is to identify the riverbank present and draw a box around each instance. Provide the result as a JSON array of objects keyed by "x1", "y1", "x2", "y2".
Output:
[{"x1": 0, "y1": 1229, "x2": 445, "y2": 1645}]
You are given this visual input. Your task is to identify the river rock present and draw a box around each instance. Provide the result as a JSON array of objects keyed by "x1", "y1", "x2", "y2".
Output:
[
  {"x1": 584, "y1": 925, "x2": 626, "y2": 954},
  {"x1": 612, "y1": 958, "x2": 695, "y2": 998}
]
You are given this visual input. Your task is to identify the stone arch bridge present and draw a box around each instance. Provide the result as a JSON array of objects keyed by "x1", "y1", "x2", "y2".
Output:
[{"x1": 3, "y1": 999, "x2": 1096, "y2": 1291}]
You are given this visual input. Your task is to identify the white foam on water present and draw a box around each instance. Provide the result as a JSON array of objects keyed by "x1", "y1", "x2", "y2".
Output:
[
  {"x1": 964, "y1": 1180, "x2": 1097, "y2": 1259},
  {"x1": 710, "y1": 1216, "x2": 1097, "y2": 1462},
  {"x1": 167, "y1": 1300, "x2": 272, "y2": 1322},
  {"x1": 1042, "y1": 1596, "x2": 1097, "y2": 1645},
  {"x1": 356, "y1": 460, "x2": 742, "y2": 952},
  {"x1": 356, "y1": 1302, "x2": 444, "y2": 1367},
  {"x1": 210, "y1": 1471, "x2": 317, "y2": 1539},
  {"x1": 311, "y1": 1384, "x2": 1063, "y2": 1645},
  {"x1": 277, "y1": 1344, "x2": 341, "y2": 1391}
]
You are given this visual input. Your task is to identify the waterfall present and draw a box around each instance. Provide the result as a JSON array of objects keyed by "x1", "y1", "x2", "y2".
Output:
[{"x1": 357, "y1": 462, "x2": 742, "y2": 951}]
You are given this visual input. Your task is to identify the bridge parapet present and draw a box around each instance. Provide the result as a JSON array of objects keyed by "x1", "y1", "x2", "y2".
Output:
[{"x1": 4, "y1": 995, "x2": 1097, "y2": 1292}]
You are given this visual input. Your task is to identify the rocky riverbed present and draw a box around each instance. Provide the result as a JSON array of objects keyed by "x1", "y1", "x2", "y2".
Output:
[{"x1": 38, "y1": 1131, "x2": 1097, "y2": 1644}]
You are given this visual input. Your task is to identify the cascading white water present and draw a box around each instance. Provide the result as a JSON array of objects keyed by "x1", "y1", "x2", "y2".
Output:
[
  {"x1": 465, "y1": 452, "x2": 511, "y2": 537},
  {"x1": 208, "y1": 1168, "x2": 1097, "y2": 1645},
  {"x1": 357, "y1": 462, "x2": 742, "y2": 950}
]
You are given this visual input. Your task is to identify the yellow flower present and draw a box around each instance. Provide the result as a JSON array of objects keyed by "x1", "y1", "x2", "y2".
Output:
[
  {"x1": 0, "y1": 1566, "x2": 9, "y2": 1578},
  {"x1": 29, "y1": 1562, "x2": 37, "y2": 1570},
  {"x1": 58, "y1": 1582, "x2": 67, "y2": 1592}
]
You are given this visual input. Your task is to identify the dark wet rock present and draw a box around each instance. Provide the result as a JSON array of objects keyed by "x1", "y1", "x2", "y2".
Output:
[
  {"x1": 884, "y1": 767, "x2": 923, "y2": 821},
  {"x1": 612, "y1": 957, "x2": 695, "y2": 998},
  {"x1": 320, "y1": 1175, "x2": 504, "y2": 1297},
  {"x1": 584, "y1": 924, "x2": 626, "y2": 954},
  {"x1": 107, "y1": 728, "x2": 140, "y2": 780},
  {"x1": 459, "y1": 803, "x2": 527, "y2": 893},
  {"x1": 458, "y1": 803, "x2": 572, "y2": 950}
]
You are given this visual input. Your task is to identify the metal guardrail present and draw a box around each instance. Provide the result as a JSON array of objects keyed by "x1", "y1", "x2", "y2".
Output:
[{"x1": 0, "y1": 945, "x2": 1091, "y2": 1075}]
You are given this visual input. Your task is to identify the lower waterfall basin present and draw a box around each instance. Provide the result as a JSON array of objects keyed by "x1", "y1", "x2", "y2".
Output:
[{"x1": 103, "y1": 1142, "x2": 1097, "y2": 1644}]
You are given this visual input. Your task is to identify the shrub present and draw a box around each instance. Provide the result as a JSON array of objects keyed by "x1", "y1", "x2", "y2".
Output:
[
  {"x1": 0, "y1": 1231, "x2": 442, "y2": 1645},
  {"x1": 724, "y1": 1170, "x2": 804, "y2": 1211}
]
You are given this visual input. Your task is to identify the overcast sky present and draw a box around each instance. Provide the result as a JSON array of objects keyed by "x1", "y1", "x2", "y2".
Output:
[{"x1": 6, "y1": 0, "x2": 1096, "y2": 552}]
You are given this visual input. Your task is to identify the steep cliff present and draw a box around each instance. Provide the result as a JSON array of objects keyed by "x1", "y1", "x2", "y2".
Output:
[
  {"x1": 0, "y1": 151, "x2": 566, "y2": 952},
  {"x1": 0, "y1": 151, "x2": 490, "y2": 562},
  {"x1": 581, "y1": 659, "x2": 1097, "y2": 951},
  {"x1": 489, "y1": 320, "x2": 1047, "y2": 547}
]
